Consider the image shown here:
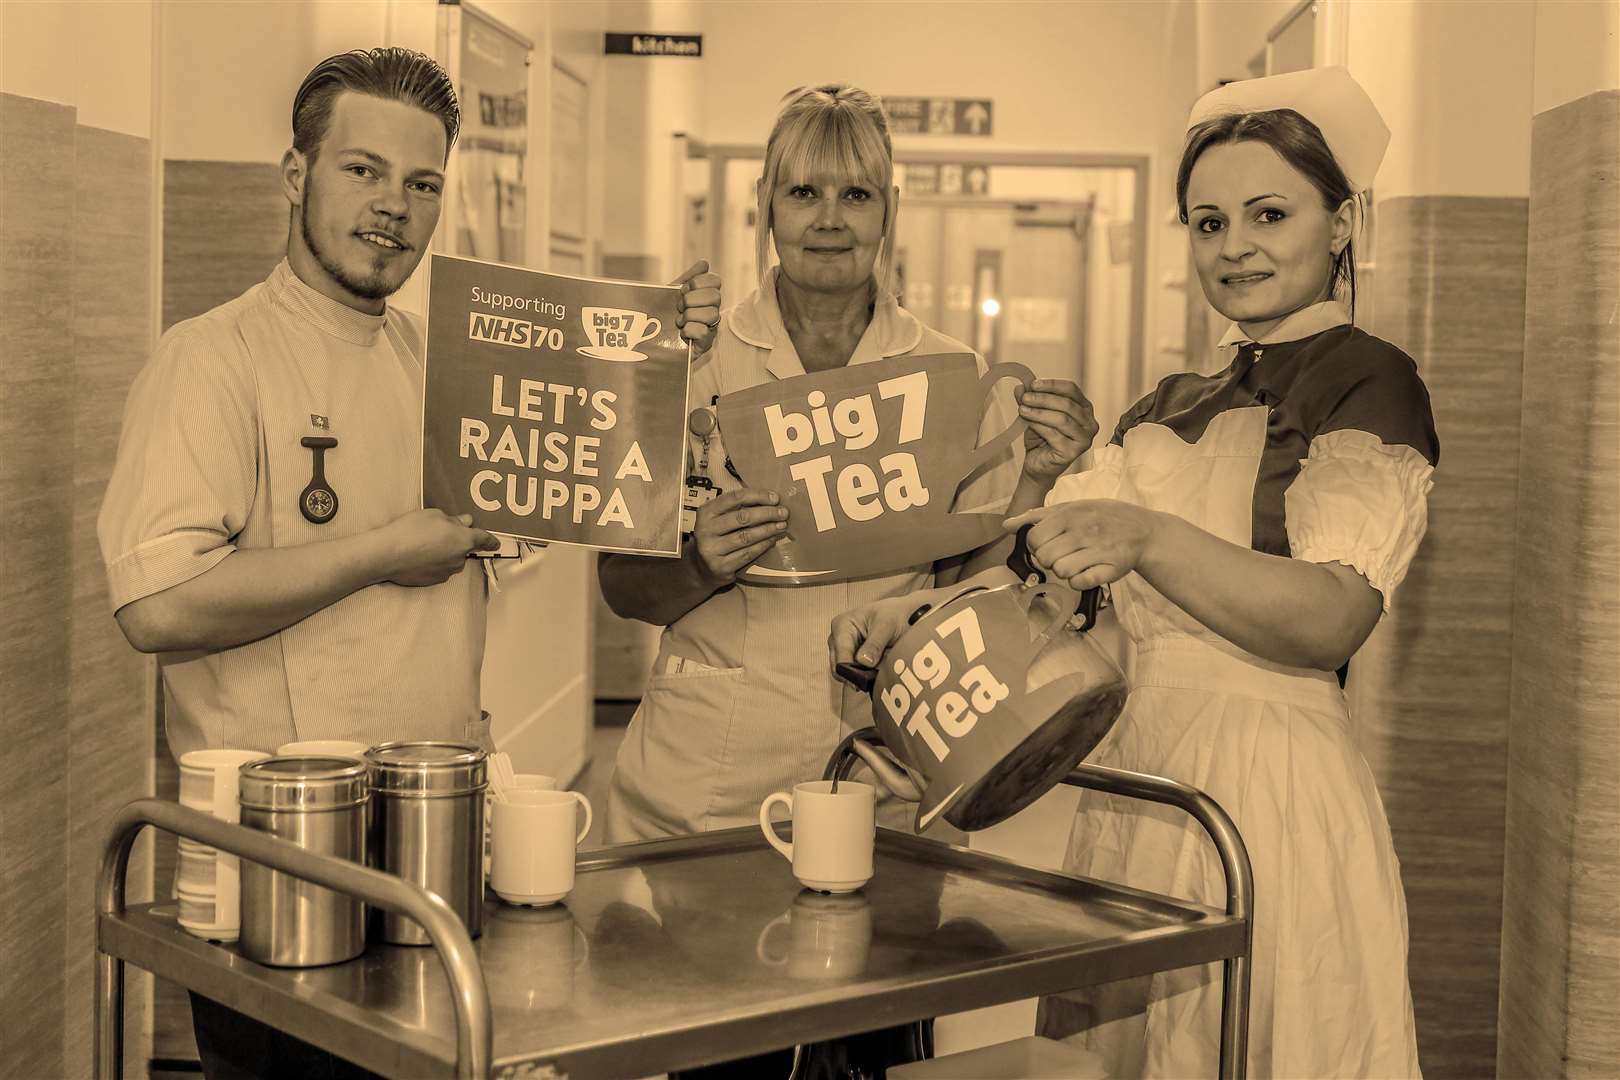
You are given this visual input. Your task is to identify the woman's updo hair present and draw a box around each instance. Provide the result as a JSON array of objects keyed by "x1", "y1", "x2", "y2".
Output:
[
  {"x1": 1176, "y1": 108, "x2": 1360, "y2": 320},
  {"x1": 756, "y1": 84, "x2": 899, "y2": 296}
]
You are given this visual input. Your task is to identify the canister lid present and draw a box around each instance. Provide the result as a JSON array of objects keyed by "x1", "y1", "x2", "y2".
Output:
[
  {"x1": 365, "y1": 740, "x2": 487, "y2": 796},
  {"x1": 238, "y1": 756, "x2": 369, "y2": 812}
]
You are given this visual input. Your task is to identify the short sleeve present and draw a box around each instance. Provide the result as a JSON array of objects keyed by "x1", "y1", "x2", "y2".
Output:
[
  {"x1": 1285, "y1": 340, "x2": 1439, "y2": 612},
  {"x1": 952, "y1": 355, "x2": 1024, "y2": 515},
  {"x1": 1286, "y1": 431, "x2": 1433, "y2": 612},
  {"x1": 96, "y1": 321, "x2": 259, "y2": 611}
]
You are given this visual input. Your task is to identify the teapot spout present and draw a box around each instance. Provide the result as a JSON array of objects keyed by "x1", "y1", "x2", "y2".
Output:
[{"x1": 822, "y1": 727, "x2": 885, "y2": 784}]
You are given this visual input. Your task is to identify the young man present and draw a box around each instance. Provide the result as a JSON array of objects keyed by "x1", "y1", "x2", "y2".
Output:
[{"x1": 98, "y1": 47, "x2": 719, "y2": 1078}]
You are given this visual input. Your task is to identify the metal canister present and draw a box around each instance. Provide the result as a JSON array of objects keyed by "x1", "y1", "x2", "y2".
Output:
[
  {"x1": 366, "y1": 741, "x2": 487, "y2": 945},
  {"x1": 237, "y1": 756, "x2": 369, "y2": 967}
]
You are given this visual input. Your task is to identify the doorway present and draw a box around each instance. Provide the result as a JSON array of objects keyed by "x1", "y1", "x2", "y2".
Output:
[
  {"x1": 684, "y1": 144, "x2": 1148, "y2": 434},
  {"x1": 897, "y1": 199, "x2": 1093, "y2": 385}
]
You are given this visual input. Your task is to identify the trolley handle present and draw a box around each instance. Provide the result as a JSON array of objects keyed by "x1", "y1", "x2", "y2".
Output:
[
  {"x1": 96, "y1": 798, "x2": 492, "y2": 1080},
  {"x1": 1062, "y1": 763, "x2": 1254, "y2": 1080}
]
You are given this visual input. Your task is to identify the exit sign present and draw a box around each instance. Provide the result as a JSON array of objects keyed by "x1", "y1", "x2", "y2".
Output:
[
  {"x1": 605, "y1": 32, "x2": 702, "y2": 57},
  {"x1": 903, "y1": 163, "x2": 991, "y2": 197},
  {"x1": 883, "y1": 97, "x2": 993, "y2": 137}
]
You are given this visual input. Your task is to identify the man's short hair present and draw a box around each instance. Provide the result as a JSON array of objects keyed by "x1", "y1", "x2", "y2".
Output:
[{"x1": 292, "y1": 47, "x2": 460, "y2": 162}]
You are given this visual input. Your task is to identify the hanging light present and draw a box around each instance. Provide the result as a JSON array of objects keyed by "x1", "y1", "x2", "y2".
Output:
[{"x1": 980, "y1": 297, "x2": 1002, "y2": 318}]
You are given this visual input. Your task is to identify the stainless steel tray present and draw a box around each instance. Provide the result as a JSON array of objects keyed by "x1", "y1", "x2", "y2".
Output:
[{"x1": 97, "y1": 766, "x2": 1253, "y2": 1080}]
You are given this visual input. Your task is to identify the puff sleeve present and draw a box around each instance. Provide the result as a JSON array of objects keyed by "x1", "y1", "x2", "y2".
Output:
[{"x1": 1285, "y1": 346, "x2": 1439, "y2": 612}]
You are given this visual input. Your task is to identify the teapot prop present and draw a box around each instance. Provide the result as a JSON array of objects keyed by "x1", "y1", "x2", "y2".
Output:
[{"x1": 830, "y1": 527, "x2": 1128, "y2": 833}]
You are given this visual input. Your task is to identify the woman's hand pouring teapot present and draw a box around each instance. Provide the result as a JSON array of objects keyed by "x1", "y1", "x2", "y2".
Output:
[{"x1": 826, "y1": 526, "x2": 1128, "y2": 833}]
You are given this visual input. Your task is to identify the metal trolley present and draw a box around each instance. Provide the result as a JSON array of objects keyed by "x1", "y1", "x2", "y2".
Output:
[{"x1": 96, "y1": 764, "x2": 1253, "y2": 1080}]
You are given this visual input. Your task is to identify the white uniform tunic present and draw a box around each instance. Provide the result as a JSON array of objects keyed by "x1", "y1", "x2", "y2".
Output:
[
  {"x1": 604, "y1": 270, "x2": 1021, "y2": 842},
  {"x1": 99, "y1": 260, "x2": 487, "y2": 759},
  {"x1": 1038, "y1": 303, "x2": 1434, "y2": 1078}
]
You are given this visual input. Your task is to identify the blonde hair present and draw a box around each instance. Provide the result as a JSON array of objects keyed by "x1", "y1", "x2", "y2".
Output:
[{"x1": 755, "y1": 84, "x2": 899, "y2": 297}]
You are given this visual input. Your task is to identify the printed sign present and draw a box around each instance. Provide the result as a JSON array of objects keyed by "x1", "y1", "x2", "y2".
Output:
[
  {"x1": 604, "y1": 32, "x2": 702, "y2": 56},
  {"x1": 421, "y1": 253, "x2": 690, "y2": 555},
  {"x1": 883, "y1": 97, "x2": 994, "y2": 136},
  {"x1": 903, "y1": 163, "x2": 991, "y2": 197},
  {"x1": 717, "y1": 353, "x2": 1031, "y2": 585}
]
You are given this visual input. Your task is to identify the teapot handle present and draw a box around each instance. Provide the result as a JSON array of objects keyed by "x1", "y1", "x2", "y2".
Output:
[
  {"x1": 1075, "y1": 585, "x2": 1104, "y2": 633},
  {"x1": 1009, "y1": 523, "x2": 1104, "y2": 633},
  {"x1": 833, "y1": 662, "x2": 878, "y2": 694}
]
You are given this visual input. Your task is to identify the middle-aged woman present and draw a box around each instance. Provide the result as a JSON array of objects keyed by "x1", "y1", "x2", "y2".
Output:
[
  {"x1": 833, "y1": 66, "x2": 1437, "y2": 1078},
  {"x1": 597, "y1": 83, "x2": 1095, "y2": 845}
]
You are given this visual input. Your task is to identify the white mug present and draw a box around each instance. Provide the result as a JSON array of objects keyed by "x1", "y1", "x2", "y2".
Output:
[
  {"x1": 175, "y1": 748, "x2": 271, "y2": 942},
  {"x1": 580, "y1": 306, "x2": 661, "y2": 360},
  {"x1": 491, "y1": 789, "x2": 593, "y2": 906},
  {"x1": 178, "y1": 748, "x2": 271, "y2": 821},
  {"x1": 758, "y1": 780, "x2": 875, "y2": 894},
  {"x1": 483, "y1": 774, "x2": 556, "y2": 879}
]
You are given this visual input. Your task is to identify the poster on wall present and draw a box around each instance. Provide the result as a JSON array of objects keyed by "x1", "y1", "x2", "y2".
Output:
[
  {"x1": 449, "y1": 4, "x2": 530, "y2": 264},
  {"x1": 716, "y1": 353, "x2": 1031, "y2": 585},
  {"x1": 421, "y1": 253, "x2": 691, "y2": 555}
]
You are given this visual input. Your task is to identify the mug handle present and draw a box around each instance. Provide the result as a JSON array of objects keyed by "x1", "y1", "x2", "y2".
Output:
[
  {"x1": 755, "y1": 913, "x2": 791, "y2": 966},
  {"x1": 571, "y1": 792, "x2": 594, "y2": 844},
  {"x1": 637, "y1": 317, "x2": 662, "y2": 345},
  {"x1": 759, "y1": 791, "x2": 794, "y2": 861},
  {"x1": 958, "y1": 362, "x2": 1036, "y2": 490}
]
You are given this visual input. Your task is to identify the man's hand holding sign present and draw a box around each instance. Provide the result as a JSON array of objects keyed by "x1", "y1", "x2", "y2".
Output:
[{"x1": 383, "y1": 509, "x2": 501, "y2": 586}]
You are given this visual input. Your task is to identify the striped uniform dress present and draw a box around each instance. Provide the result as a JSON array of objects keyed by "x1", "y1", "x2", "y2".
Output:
[{"x1": 603, "y1": 269, "x2": 1021, "y2": 843}]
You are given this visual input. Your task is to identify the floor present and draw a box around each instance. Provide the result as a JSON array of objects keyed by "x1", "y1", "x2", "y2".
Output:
[{"x1": 575, "y1": 707, "x2": 1085, "y2": 1074}]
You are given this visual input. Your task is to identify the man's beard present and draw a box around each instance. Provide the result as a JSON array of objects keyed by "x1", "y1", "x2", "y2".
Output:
[{"x1": 300, "y1": 180, "x2": 404, "y2": 302}]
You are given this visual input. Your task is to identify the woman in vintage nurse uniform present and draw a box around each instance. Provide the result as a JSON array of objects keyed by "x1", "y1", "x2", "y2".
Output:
[{"x1": 834, "y1": 66, "x2": 1436, "y2": 1078}]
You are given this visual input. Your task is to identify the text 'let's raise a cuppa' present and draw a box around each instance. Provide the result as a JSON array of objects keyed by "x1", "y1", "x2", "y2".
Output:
[{"x1": 456, "y1": 375, "x2": 654, "y2": 529}]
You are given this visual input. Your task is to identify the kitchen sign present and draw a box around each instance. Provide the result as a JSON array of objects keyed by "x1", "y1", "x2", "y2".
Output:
[
  {"x1": 421, "y1": 254, "x2": 691, "y2": 555},
  {"x1": 604, "y1": 32, "x2": 702, "y2": 57},
  {"x1": 883, "y1": 97, "x2": 994, "y2": 137},
  {"x1": 717, "y1": 353, "x2": 1031, "y2": 585}
]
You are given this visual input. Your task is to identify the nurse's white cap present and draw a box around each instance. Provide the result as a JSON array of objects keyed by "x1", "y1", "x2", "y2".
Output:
[{"x1": 1186, "y1": 66, "x2": 1389, "y2": 193}]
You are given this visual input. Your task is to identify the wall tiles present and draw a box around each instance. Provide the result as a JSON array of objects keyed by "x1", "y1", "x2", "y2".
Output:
[
  {"x1": 64, "y1": 121, "x2": 156, "y2": 1079},
  {"x1": 0, "y1": 91, "x2": 78, "y2": 1080},
  {"x1": 1499, "y1": 87, "x2": 1620, "y2": 1080},
  {"x1": 1353, "y1": 193, "x2": 1530, "y2": 1079},
  {"x1": 162, "y1": 160, "x2": 286, "y2": 332}
]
